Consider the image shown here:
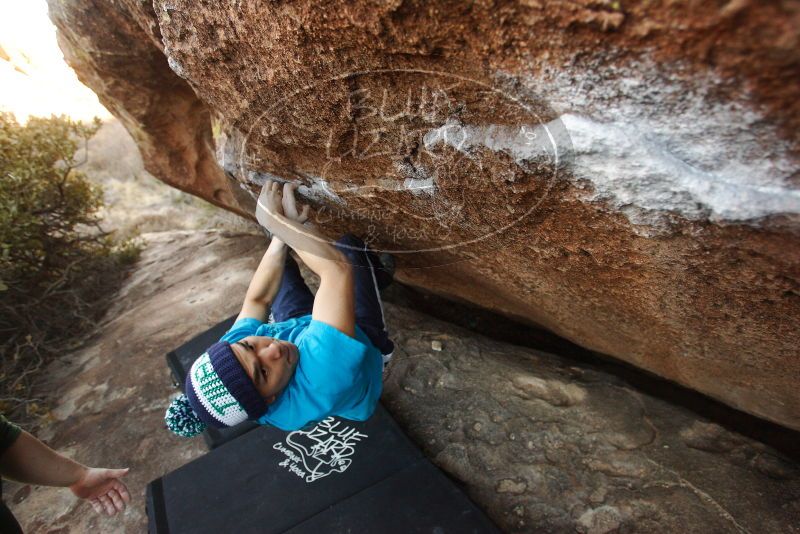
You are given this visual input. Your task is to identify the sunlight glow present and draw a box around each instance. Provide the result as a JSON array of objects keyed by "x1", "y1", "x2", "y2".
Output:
[{"x1": 0, "y1": 0, "x2": 110, "y2": 123}]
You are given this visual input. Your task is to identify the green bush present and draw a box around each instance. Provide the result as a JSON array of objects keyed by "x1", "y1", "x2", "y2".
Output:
[{"x1": 0, "y1": 113, "x2": 140, "y2": 423}]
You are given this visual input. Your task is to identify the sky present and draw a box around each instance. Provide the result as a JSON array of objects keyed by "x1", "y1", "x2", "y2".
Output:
[{"x1": 0, "y1": 0, "x2": 110, "y2": 122}]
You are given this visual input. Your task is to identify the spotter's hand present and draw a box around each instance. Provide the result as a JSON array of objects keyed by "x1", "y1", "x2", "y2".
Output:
[{"x1": 70, "y1": 467, "x2": 131, "y2": 517}]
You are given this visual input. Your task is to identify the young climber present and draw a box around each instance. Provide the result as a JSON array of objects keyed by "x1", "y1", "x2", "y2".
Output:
[{"x1": 165, "y1": 180, "x2": 394, "y2": 436}]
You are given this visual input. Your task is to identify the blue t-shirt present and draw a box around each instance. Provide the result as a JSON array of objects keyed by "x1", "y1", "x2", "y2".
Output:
[{"x1": 219, "y1": 315, "x2": 383, "y2": 430}]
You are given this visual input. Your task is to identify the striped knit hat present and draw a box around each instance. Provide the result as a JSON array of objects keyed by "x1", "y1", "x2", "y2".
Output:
[{"x1": 165, "y1": 342, "x2": 268, "y2": 437}]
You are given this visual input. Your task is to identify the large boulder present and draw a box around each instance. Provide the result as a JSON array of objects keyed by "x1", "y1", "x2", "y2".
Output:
[{"x1": 48, "y1": 0, "x2": 800, "y2": 429}]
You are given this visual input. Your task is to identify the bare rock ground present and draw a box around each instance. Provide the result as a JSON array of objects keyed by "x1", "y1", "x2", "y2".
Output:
[
  {"x1": 8, "y1": 230, "x2": 800, "y2": 533},
  {"x1": 381, "y1": 312, "x2": 800, "y2": 533}
]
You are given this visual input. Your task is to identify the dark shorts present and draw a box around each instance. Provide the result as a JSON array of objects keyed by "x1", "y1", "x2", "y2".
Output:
[{"x1": 269, "y1": 234, "x2": 394, "y2": 357}]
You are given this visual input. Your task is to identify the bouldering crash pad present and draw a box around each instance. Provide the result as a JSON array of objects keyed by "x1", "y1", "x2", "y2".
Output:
[{"x1": 150, "y1": 316, "x2": 499, "y2": 533}]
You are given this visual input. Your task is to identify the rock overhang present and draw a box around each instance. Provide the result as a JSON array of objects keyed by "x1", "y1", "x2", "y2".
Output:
[{"x1": 47, "y1": 0, "x2": 800, "y2": 429}]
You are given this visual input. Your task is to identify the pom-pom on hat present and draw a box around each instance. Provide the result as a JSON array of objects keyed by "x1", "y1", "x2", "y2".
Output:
[
  {"x1": 164, "y1": 341, "x2": 268, "y2": 437},
  {"x1": 165, "y1": 394, "x2": 206, "y2": 437}
]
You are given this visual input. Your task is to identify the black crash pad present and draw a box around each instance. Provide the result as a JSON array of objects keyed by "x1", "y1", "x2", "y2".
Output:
[
  {"x1": 147, "y1": 404, "x2": 498, "y2": 533},
  {"x1": 166, "y1": 314, "x2": 258, "y2": 449},
  {"x1": 283, "y1": 460, "x2": 499, "y2": 534},
  {"x1": 151, "y1": 317, "x2": 500, "y2": 533}
]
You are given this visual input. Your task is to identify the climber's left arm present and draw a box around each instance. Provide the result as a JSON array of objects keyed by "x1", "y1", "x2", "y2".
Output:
[{"x1": 237, "y1": 236, "x2": 288, "y2": 322}]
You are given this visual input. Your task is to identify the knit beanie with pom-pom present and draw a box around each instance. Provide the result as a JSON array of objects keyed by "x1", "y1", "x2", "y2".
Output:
[{"x1": 164, "y1": 341, "x2": 268, "y2": 437}]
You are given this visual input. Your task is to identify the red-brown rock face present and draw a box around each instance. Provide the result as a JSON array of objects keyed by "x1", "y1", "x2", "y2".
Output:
[{"x1": 48, "y1": 0, "x2": 800, "y2": 429}]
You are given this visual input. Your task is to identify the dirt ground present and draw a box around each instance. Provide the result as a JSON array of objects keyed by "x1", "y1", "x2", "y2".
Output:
[{"x1": 6, "y1": 230, "x2": 265, "y2": 532}]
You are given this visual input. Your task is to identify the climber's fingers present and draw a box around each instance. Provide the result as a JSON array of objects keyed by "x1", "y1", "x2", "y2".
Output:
[
  {"x1": 282, "y1": 182, "x2": 295, "y2": 205},
  {"x1": 259, "y1": 179, "x2": 280, "y2": 198},
  {"x1": 282, "y1": 182, "x2": 309, "y2": 223},
  {"x1": 257, "y1": 180, "x2": 285, "y2": 223}
]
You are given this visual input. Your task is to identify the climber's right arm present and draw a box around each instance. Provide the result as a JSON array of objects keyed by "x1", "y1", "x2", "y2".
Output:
[
  {"x1": 256, "y1": 181, "x2": 356, "y2": 337},
  {"x1": 237, "y1": 236, "x2": 288, "y2": 322}
]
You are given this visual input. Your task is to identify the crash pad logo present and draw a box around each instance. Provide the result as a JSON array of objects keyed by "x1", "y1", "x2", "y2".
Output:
[{"x1": 273, "y1": 417, "x2": 368, "y2": 483}]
